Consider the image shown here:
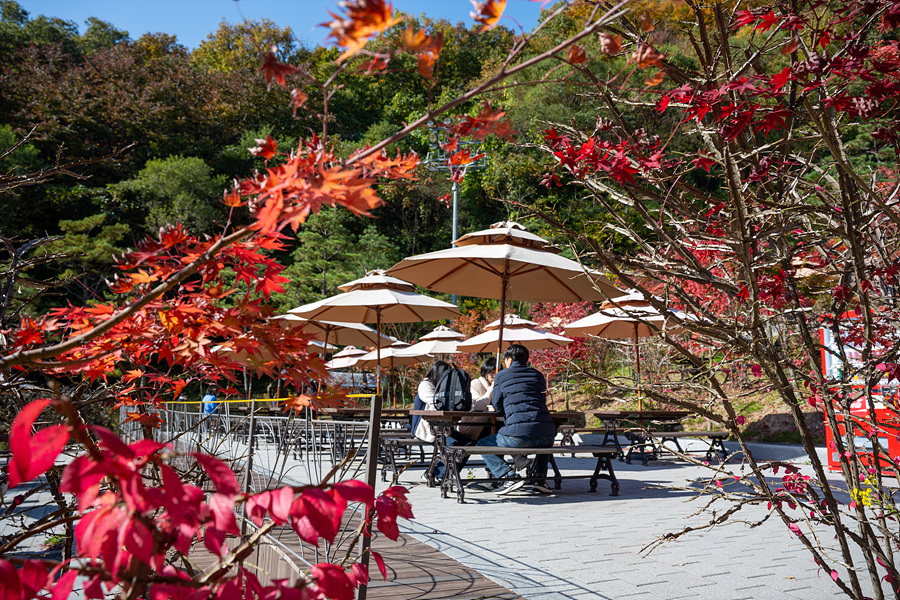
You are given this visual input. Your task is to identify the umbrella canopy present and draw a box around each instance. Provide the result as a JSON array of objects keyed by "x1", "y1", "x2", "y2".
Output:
[
  {"x1": 563, "y1": 290, "x2": 686, "y2": 409},
  {"x1": 309, "y1": 340, "x2": 338, "y2": 354},
  {"x1": 455, "y1": 324, "x2": 573, "y2": 353},
  {"x1": 397, "y1": 338, "x2": 460, "y2": 356},
  {"x1": 274, "y1": 314, "x2": 392, "y2": 347},
  {"x1": 285, "y1": 268, "x2": 461, "y2": 573},
  {"x1": 289, "y1": 273, "x2": 460, "y2": 325},
  {"x1": 387, "y1": 221, "x2": 621, "y2": 365},
  {"x1": 564, "y1": 291, "x2": 686, "y2": 339},
  {"x1": 387, "y1": 221, "x2": 621, "y2": 302},
  {"x1": 484, "y1": 315, "x2": 538, "y2": 330},
  {"x1": 355, "y1": 346, "x2": 430, "y2": 368},
  {"x1": 324, "y1": 345, "x2": 367, "y2": 370},
  {"x1": 419, "y1": 325, "x2": 465, "y2": 340}
]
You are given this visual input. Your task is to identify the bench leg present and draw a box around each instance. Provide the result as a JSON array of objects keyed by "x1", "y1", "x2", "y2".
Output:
[
  {"x1": 625, "y1": 433, "x2": 650, "y2": 466},
  {"x1": 441, "y1": 447, "x2": 467, "y2": 503},
  {"x1": 591, "y1": 453, "x2": 620, "y2": 496},
  {"x1": 381, "y1": 439, "x2": 399, "y2": 482},
  {"x1": 707, "y1": 437, "x2": 728, "y2": 463},
  {"x1": 660, "y1": 436, "x2": 684, "y2": 454},
  {"x1": 549, "y1": 454, "x2": 563, "y2": 489}
]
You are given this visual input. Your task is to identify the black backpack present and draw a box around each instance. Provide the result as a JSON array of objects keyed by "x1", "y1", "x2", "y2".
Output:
[{"x1": 433, "y1": 366, "x2": 473, "y2": 411}]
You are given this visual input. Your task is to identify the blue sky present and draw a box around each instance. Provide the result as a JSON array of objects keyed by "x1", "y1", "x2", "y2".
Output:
[{"x1": 19, "y1": 0, "x2": 547, "y2": 49}]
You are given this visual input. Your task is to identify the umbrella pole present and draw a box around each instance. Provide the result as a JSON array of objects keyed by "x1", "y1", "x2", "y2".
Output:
[
  {"x1": 320, "y1": 328, "x2": 331, "y2": 400},
  {"x1": 495, "y1": 276, "x2": 508, "y2": 373},
  {"x1": 634, "y1": 324, "x2": 642, "y2": 411},
  {"x1": 359, "y1": 310, "x2": 384, "y2": 600}
]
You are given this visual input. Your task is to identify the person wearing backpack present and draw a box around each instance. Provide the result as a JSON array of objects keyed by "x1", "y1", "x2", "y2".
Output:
[
  {"x1": 457, "y1": 357, "x2": 496, "y2": 443},
  {"x1": 413, "y1": 360, "x2": 477, "y2": 480},
  {"x1": 476, "y1": 344, "x2": 555, "y2": 495}
]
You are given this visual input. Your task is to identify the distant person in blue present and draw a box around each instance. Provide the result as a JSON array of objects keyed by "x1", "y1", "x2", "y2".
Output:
[
  {"x1": 477, "y1": 344, "x2": 555, "y2": 495},
  {"x1": 202, "y1": 387, "x2": 220, "y2": 416}
]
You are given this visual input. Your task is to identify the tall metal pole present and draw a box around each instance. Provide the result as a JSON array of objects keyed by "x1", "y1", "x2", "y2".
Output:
[
  {"x1": 450, "y1": 180, "x2": 459, "y2": 305},
  {"x1": 358, "y1": 310, "x2": 384, "y2": 600}
]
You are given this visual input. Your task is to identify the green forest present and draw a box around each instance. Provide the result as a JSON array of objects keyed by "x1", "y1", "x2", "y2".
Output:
[{"x1": 0, "y1": 0, "x2": 616, "y2": 316}]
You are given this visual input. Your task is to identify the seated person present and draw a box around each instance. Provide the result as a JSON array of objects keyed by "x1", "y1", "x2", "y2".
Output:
[
  {"x1": 456, "y1": 357, "x2": 496, "y2": 444},
  {"x1": 477, "y1": 344, "x2": 555, "y2": 495},
  {"x1": 413, "y1": 361, "x2": 476, "y2": 480}
]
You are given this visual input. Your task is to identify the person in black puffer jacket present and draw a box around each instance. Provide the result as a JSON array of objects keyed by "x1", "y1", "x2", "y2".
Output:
[{"x1": 476, "y1": 344, "x2": 555, "y2": 495}]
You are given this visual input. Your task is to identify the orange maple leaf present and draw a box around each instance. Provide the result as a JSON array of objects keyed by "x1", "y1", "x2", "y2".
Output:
[
  {"x1": 631, "y1": 43, "x2": 665, "y2": 69},
  {"x1": 598, "y1": 33, "x2": 622, "y2": 55},
  {"x1": 471, "y1": 0, "x2": 506, "y2": 32},
  {"x1": 644, "y1": 70, "x2": 666, "y2": 86},
  {"x1": 449, "y1": 148, "x2": 486, "y2": 166},
  {"x1": 454, "y1": 102, "x2": 518, "y2": 142},
  {"x1": 401, "y1": 24, "x2": 430, "y2": 52},
  {"x1": 122, "y1": 369, "x2": 144, "y2": 383},
  {"x1": 323, "y1": 0, "x2": 404, "y2": 64},
  {"x1": 566, "y1": 45, "x2": 587, "y2": 65},
  {"x1": 289, "y1": 88, "x2": 309, "y2": 116},
  {"x1": 223, "y1": 188, "x2": 245, "y2": 208},
  {"x1": 124, "y1": 412, "x2": 164, "y2": 429}
]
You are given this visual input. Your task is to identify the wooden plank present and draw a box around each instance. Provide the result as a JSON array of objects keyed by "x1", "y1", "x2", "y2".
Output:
[{"x1": 188, "y1": 473, "x2": 523, "y2": 600}]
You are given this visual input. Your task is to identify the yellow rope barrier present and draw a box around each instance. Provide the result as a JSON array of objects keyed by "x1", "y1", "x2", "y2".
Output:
[{"x1": 162, "y1": 393, "x2": 375, "y2": 404}]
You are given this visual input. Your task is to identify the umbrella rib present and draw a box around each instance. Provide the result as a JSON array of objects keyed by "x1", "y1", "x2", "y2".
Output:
[
  {"x1": 422, "y1": 257, "x2": 505, "y2": 290},
  {"x1": 531, "y1": 264, "x2": 583, "y2": 298}
]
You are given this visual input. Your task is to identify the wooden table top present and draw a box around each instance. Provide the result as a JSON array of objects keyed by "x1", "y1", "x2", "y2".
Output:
[
  {"x1": 320, "y1": 407, "x2": 410, "y2": 417},
  {"x1": 411, "y1": 410, "x2": 580, "y2": 423},
  {"x1": 585, "y1": 409, "x2": 691, "y2": 420}
]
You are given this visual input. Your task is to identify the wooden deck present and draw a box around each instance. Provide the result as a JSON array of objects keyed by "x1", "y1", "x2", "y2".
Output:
[
  {"x1": 188, "y1": 469, "x2": 521, "y2": 600},
  {"x1": 364, "y1": 529, "x2": 521, "y2": 600},
  {"x1": 188, "y1": 518, "x2": 521, "y2": 600}
]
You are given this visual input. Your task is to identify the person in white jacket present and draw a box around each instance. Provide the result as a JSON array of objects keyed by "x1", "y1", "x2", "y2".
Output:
[
  {"x1": 413, "y1": 361, "x2": 451, "y2": 442},
  {"x1": 457, "y1": 357, "x2": 496, "y2": 442}
]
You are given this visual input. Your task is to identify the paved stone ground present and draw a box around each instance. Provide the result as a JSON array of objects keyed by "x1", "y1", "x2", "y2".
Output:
[
  {"x1": 379, "y1": 448, "x2": 886, "y2": 600},
  {"x1": 231, "y1": 431, "x2": 888, "y2": 600},
  {"x1": 9, "y1": 430, "x2": 881, "y2": 600}
]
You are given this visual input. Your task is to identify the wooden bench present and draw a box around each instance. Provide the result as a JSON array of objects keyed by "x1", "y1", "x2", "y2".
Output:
[
  {"x1": 380, "y1": 435, "x2": 433, "y2": 481},
  {"x1": 558, "y1": 426, "x2": 654, "y2": 457},
  {"x1": 626, "y1": 431, "x2": 729, "y2": 465},
  {"x1": 439, "y1": 445, "x2": 620, "y2": 503}
]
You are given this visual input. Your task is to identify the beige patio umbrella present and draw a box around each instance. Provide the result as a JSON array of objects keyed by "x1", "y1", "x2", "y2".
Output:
[
  {"x1": 365, "y1": 338, "x2": 421, "y2": 407},
  {"x1": 324, "y1": 345, "x2": 367, "y2": 370},
  {"x1": 397, "y1": 324, "x2": 464, "y2": 359},
  {"x1": 564, "y1": 290, "x2": 686, "y2": 409},
  {"x1": 419, "y1": 324, "x2": 465, "y2": 341},
  {"x1": 308, "y1": 340, "x2": 338, "y2": 354},
  {"x1": 355, "y1": 346, "x2": 429, "y2": 368},
  {"x1": 455, "y1": 317, "x2": 574, "y2": 353},
  {"x1": 288, "y1": 269, "x2": 459, "y2": 575},
  {"x1": 387, "y1": 221, "x2": 621, "y2": 366},
  {"x1": 273, "y1": 314, "x2": 393, "y2": 350}
]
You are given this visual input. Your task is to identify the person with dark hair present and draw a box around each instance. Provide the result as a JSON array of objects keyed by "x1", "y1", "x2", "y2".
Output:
[
  {"x1": 476, "y1": 343, "x2": 555, "y2": 495},
  {"x1": 457, "y1": 357, "x2": 496, "y2": 442},
  {"x1": 413, "y1": 361, "x2": 451, "y2": 442}
]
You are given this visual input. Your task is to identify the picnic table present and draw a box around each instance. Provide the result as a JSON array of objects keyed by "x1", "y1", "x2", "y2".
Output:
[
  {"x1": 408, "y1": 410, "x2": 594, "y2": 498},
  {"x1": 572, "y1": 409, "x2": 692, "y2": 462},
  {"x1": 318, "y1": 407, "x2": 411, "y2": 429}
]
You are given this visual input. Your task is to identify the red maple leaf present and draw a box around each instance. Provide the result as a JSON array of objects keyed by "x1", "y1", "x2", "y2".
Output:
[
  {"x1": 8, "y1": 400, "x2": 70, "y2": 488},
  {"x1": 770, "y1": 67, "x2": 793, "y2": 90},
  {"x1": 249, "y1": 135, "x2": 278, "y2": 160},
  {"x1": 260, "y1": 46, "x2": 298, "y2": 90},
  {"x1": 692, "y1": 153, "x2": 717, "y2": 172}
]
